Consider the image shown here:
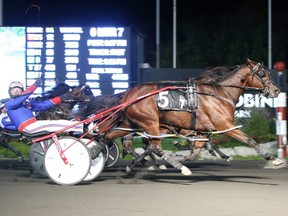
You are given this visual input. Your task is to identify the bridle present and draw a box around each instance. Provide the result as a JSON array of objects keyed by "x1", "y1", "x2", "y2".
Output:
[
  {"x1": 74, "y1": 85, "x2": 94, "y2": 102},
  {"x1": 193, "y1": 62, "x2": 276, "y2": 109},
  {"x1": 247, "y1": 62, "x2": 274, "y2": 95}
]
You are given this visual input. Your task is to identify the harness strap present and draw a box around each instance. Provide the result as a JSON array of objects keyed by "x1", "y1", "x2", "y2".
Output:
[
  {"x1": 190, "y1": 110, "x2": 212, "y2": 133},
  {"x1": 212, "y1": 85, "x2": 236, "y2": 108},
  {"x1": 196, "y1": 91, "x2": 236, "y2": 108},
  {"x1": 190, "y1": 111, "x2": 196, "y2": 130}
]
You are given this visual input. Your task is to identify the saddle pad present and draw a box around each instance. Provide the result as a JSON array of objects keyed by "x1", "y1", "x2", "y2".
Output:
[{"x1": 156, "y1": 89, "x2": 196, "y2": 112}]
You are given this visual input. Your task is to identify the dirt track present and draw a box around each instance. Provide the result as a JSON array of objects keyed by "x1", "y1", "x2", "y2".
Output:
[{"x1": 0, "y1": 159, "x2": 287, "y2": 216}]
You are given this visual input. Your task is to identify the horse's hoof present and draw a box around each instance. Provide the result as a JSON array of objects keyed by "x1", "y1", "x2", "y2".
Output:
[
  {"x1": 272, "y1": 158, "x2": 284, "y2": 166},
  {"x1": 147, "y1": 166, "x2": 156, "y2": 171},
  {"x1": 18, "y1": 156, "x2": 25, "y2": 163},
  {"x1": 227, "y1": 157, "x2": 233, "y2": 162},
  {"x1": 181, "y1": 166, "x2": 192, "y2": 176},
  {"x1": 184, "y1": 156, "x2": 197, "y2": 161},
  {"x1": 211, "y1": 156, "x2": 218, "y2": 161},
  {"x1": 126, "y1": 166, "x2": 132, "y2": 173},
  {"x1": 158, "y1": 165, "x2": 167, "y2": 170}
]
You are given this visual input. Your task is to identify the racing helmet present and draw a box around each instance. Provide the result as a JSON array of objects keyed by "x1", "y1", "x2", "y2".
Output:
[{"x1": 8, "y1": 81, "x2": 24, "y2": 97}]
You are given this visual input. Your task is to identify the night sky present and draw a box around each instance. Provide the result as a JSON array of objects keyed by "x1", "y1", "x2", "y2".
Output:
[
  {"x1": 2, "y1": 0, "x2": 287, "y2": 67},
  {"x1": 3, "y1": 0, "x2": 286, "y2": 41}
]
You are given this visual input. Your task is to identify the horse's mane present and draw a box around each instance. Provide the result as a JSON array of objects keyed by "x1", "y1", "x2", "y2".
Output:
[
  {"x1": 35, "y1": 83, "x2": 72, "y2": 101},
  {"x1": 134, "y1": 64, "x2": 245, "y2": 86},
  {"x1": 196, "y1": 65, "x2": 243, "y2": 83},
  {"x1": 73, "y1": 92, "x2": 125, "y2": 119},
  {"x1": 35, "y1": 83, "x2": 78, "y2": 120}
]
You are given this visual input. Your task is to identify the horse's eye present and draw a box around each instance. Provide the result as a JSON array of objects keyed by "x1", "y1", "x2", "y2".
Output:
[
  {"x1": 84, "y1": 87, "x2": 93, "y2": 96},
  {"x1": 258, "y1": 69, "x2": 265, "y2": 78}
]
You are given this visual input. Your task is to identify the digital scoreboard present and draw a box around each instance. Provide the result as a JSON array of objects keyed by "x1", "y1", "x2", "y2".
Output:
[{"x1": 26, "y1": 27, "x2": 132, "y2": 96}]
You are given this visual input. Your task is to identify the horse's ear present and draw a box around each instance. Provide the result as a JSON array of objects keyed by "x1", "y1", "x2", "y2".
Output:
[{"x1": 246, "y1": 58, "x2": 255, "y2": 67}]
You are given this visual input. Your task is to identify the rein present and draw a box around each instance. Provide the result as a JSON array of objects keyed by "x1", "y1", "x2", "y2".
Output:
[
  {"x1": 193, "y1": 81, "x2": 264, "y2": 91},
  {"x1": 179, "y1": 82, "x2": 263, "y2": 109}
]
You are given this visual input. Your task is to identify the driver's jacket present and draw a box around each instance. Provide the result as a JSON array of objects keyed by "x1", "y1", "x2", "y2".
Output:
[{"x1": 1, "y1": 85, "x2": 61, "y2": 132}]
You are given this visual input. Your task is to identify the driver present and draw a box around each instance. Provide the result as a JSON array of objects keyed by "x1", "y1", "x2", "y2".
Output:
[
  {"x1": 1, "y1": 80, "x2": 83, "y2": 134},
  {"x1": 0, "y1": 80, "x2": 40, "y2": 130}
]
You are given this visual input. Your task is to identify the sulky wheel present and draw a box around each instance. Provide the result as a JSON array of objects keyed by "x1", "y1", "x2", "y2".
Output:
[
  {"x1": 44, "y1": 136, "x2": 91, "y2": 186},
  {"x1": 29, "y1": 139, "x2": 52, "y2": 176},
  {"x1": 81, "y1": 138, "x2": 105, "y2": 182},
  {"x1": 103, "y1": 140, "x2": 120, "y2": 168}
]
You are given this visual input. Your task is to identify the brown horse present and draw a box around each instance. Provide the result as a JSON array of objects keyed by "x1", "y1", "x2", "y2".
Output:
[{"x1": 100, "y1": 58, "x2": 282, "y2": 175}]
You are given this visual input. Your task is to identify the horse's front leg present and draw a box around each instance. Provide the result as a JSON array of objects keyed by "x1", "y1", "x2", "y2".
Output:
[
  {"x1": 0, "y1": 140, "x2": 24, "y2": 163},
  {"x1": 225, "y1": 129, "x2": 284, "y2": 166}
]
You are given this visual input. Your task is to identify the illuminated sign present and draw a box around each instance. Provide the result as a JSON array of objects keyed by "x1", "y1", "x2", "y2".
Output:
[
  {"x1": 26, "y1": 27, "x2": 132, "y2": 95},
  {"x1": 235, "y1": 93, "x2": 278, "y2": 117},
  {"x1": 0, "y1": 27, "x2": 26, "y2": 99}
]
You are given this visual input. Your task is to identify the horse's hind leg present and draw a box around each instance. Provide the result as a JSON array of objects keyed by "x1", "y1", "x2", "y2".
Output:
[
  {"x1": 142, "y1": 138, "x2": 167, "y2": 171},
  {"x1": 205, "y1": 141, "x2": 232, "y2": 161},
  {"x1": 148, "y1": 142, "x2": 192, "y2": 176},
  {"x1": 121, "y1": 137, "x2": 134, "y2": 159},
  {"x1": 122, "y1": 138, "x2": 152, "y2": 168},
  {"x1": 121, "y1": 138, "x2": 149, "y2": 164},
  {"x1": 208, "y1": 142, "x2": 232, "y2": 161},
  {"x1": 185, "y1": 148, "x2": 202, "y2": 161},
  {"x1": 0, "y1": 140, "x2": 24, "y2": 163},
  {"x1": 89, "y1": 139, "x2": 106, "y2": 159},
  {"x1": 129, "y1": 114, "x2": 192, "y2": 175},
  {"x1": 143, "y1": 131, "x2": 191, "y2": 175},
  {"x1": 125, "y1": 147, "x2": 154, "y2": 174},
  {"x1": 126, "y1": 140, "x2": 192, "y2": 175}
]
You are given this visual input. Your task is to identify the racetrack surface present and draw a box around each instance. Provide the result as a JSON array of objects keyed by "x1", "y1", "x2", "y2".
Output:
[{"x1": 0, "y1": 159, "x2": 287, "y2": 216}]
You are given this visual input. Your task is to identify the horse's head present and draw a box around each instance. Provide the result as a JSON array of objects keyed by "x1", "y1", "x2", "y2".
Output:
[
  {"x1": 244, "y1": 58, "x2": 280, "y2": 98},
  {"x1": 68, "y1": 84, "x2": 94, "y2": 102}
]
